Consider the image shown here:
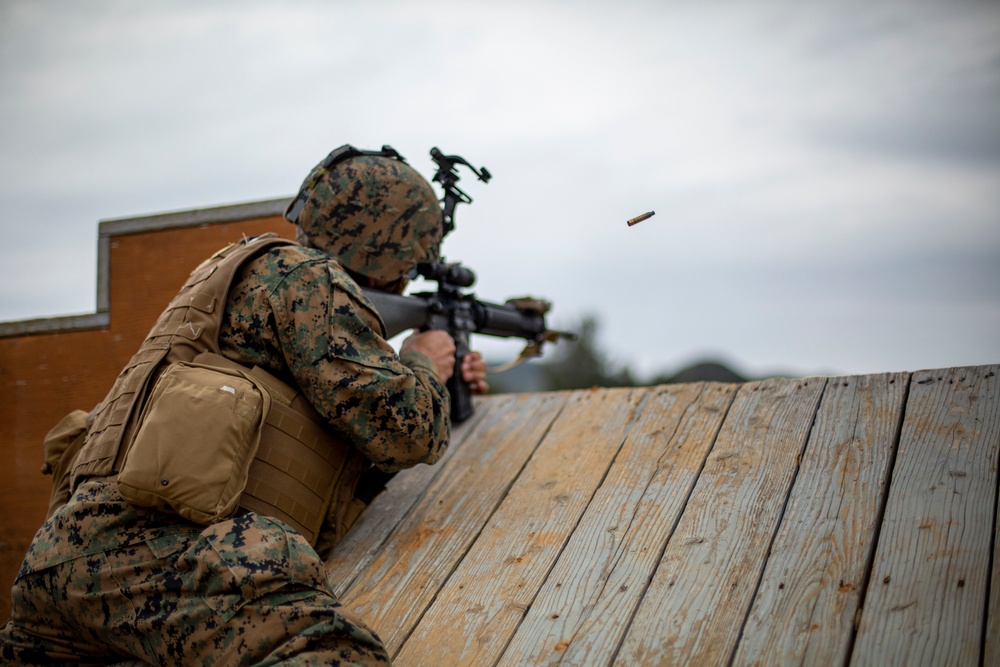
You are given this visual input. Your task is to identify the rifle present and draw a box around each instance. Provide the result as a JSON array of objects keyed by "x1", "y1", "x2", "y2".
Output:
[{"x1": 363, "y1": 147, "x2": 573, "y2": 422}]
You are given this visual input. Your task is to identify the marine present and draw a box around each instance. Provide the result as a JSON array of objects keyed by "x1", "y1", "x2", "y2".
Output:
[{"x1": 0, "y1": 144, "x2": 488, "y2": 665}]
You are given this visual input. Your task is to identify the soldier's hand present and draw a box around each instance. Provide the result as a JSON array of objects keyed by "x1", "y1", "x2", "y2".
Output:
[
  {"x1": 401, "y1": 330, "x2": 456, "y2": 382},
  {"x1": 462, "y1": 351, "x2": 489, "y2": 394}
]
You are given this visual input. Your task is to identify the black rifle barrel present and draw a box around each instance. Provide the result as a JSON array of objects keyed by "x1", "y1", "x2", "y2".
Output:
[
  {"x1": 362, "y1": 289, "x2": 439, "y2": 339},
  {"x1": 474, "y1": 301, "x2": 546, "y2": 340},
  {"x1": 362, "y1": 288, "x2": 547, "y2": 343}
]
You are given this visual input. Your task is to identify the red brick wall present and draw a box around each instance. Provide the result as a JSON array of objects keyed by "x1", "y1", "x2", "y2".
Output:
[{"x1": 0, "y1": 214, "x2": 292, "y2": 621}]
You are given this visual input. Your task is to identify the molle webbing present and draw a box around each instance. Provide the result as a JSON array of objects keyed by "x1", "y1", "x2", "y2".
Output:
[
  {"x1": 72, "y1": 346, "x2": 169, "y2": 480},
  {"x1": 71, "y1": 235, "x2": 293, "y2": 488},
  {"x1": 71, "y1": 234, "x2": 373, "y2": 548},
  {"x1": 236, "y1": 364, "x2": 368, "y2": 546}
]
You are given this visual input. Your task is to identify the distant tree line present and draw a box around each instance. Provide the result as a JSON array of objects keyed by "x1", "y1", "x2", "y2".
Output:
[{"x1": 487, "y1": 315, "x2": 748, "y2": 394}]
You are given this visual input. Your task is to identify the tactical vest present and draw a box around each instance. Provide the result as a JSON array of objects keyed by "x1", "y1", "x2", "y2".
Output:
[{"x1": 71, "y1": 234, "x2": 372, "y2": 547}]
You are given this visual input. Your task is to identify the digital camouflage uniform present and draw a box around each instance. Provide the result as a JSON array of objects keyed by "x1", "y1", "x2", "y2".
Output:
[{"x1": 0, "y1": 243, "x2": 451, "y2": 666}]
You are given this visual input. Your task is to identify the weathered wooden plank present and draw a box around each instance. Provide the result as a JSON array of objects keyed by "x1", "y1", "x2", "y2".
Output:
[
  {"x1": 497, "y1": 382, "x2": 737, "y2": 666},
  {"x1": 732, "y1": 372, "x2": 908, "y2": 667},
  {"x1": 987, "y1": 407, "x2": 1000, "y2": 667},
  {"x1": 339, "y1": 391, "x2": 571, "y2": 653},
  {"x1": 393, "y1": 387, "x2": 649, "y2": 666},
  {"x1": 614, "y1": 377, "x2": 826, "y2": 666},
  {"x1": 852, "y1": 365, "x2": 1000, "y2": 667},
  {"x1": 326, "y1": 396, "x2": 496, "y2": 595}
]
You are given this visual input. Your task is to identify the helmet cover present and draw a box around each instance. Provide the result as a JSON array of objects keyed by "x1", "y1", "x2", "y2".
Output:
[{"x1": 291, "y1": 154, "x2": 442, "y2": 282}]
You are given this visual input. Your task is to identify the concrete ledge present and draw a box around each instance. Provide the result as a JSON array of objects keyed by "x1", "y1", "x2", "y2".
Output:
[
  {"x1": 0, "y1": 197, "x2": 291, "y2": 338},
  {"x1": 0, "y1": 312, "x2": 111, "y2": 337},
  {"x1": 98, "y1": 198, "x2": 289, "y2": 237}
]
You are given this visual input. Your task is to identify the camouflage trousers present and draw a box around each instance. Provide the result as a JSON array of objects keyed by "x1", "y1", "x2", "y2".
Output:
[{"x1": 0, "y1": 480, "x2": 389, "y2": 666}]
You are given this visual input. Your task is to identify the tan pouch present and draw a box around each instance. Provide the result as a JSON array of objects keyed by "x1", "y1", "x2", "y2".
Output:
[
  {"x1": 117, "y1": 361, "x2": 270, "y2": 524},
  {"x1": 41, "y1": 409, "x2": 92, "y2": 518}
]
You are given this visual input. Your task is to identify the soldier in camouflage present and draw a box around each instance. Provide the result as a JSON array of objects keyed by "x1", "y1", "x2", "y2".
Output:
[{"x1": 0, "y1": 146, "x2": 488, "y2": 666}]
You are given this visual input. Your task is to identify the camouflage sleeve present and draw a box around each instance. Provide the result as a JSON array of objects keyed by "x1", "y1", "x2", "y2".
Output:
[{"x1": 223, "y1": 248, "x2": 451, "y2": 472}]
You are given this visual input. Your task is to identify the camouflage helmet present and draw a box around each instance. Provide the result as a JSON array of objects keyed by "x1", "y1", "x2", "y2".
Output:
[{"x1": 285, "y1": 145, "x2": 442, "y2": 282}]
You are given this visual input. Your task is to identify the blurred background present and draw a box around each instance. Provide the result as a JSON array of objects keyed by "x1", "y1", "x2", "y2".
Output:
[{"x1": 1, "y1": 0, "x2": 997, "y2": 384}]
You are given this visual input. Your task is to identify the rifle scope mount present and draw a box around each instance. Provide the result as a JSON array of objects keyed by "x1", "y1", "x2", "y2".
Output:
[{"x1": 415, "y1": 261, "x2": 477, "y2": 289}]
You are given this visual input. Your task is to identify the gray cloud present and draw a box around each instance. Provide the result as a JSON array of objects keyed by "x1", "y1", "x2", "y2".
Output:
[{"x1": 1, "y1": 0, "x2": 997, "y2": 379}]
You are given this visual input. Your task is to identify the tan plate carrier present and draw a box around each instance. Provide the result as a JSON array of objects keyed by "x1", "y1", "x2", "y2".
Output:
[{"x1": 67, "y1": 234, "x2": 372, "y2": 547}]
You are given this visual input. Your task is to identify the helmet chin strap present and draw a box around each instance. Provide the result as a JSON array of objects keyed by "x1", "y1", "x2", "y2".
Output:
[{"x1": 294, "y1": 224, "x2": 310, "y2": 247}]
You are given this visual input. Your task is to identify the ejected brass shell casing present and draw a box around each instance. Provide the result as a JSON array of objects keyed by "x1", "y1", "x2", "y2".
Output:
[{"x1": 627, "y1": 211, "x2": 655, "y2": 227}]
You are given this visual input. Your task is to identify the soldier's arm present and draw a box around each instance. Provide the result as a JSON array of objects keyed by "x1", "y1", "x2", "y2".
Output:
[{"x1": 268, "y1": 259, "x2": 452, "y2": 472}]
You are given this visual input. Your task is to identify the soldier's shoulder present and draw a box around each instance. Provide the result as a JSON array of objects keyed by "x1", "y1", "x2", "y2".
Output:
[
  {"x1": 245, "y1": 244, "x2": 331, "y2": 283},
  {"x1": 244, "y1": 244, "x2": 368, "y2": 298},
  {"x1": 260, "y1": 243, "x2": 325, "y2": 267}
]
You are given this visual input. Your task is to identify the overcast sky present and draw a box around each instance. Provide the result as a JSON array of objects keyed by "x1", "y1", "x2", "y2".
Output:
[{"x1": 1, "y1": 0, "x2": 998, "y2": 380}]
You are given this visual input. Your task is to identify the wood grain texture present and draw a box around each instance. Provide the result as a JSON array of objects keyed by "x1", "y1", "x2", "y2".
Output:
[
  {"x1": 614, "y1": 377, "x2": 827, "y2": 666},
  {"x1": 852, "y1": 365, "x2": 1000, "y2": 667},
  {"x1": 394, "y1": 387, "x2": 648, "y2": 666},
  {"x1": 497, "y1": 382, "x2": 737, "y2": 666},
  {"x1": 340, "y1": 391, "x2": 570, "y2": 653},
  {"x1": 326, "y1": 396, "x2": 495, "y2": 596},
  {"x1": 732, "y1": 372, "x2": 908, "y2": 667},
  {"x1": 986, "y1": 432, "x2": 1000, "y2": 667}
]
